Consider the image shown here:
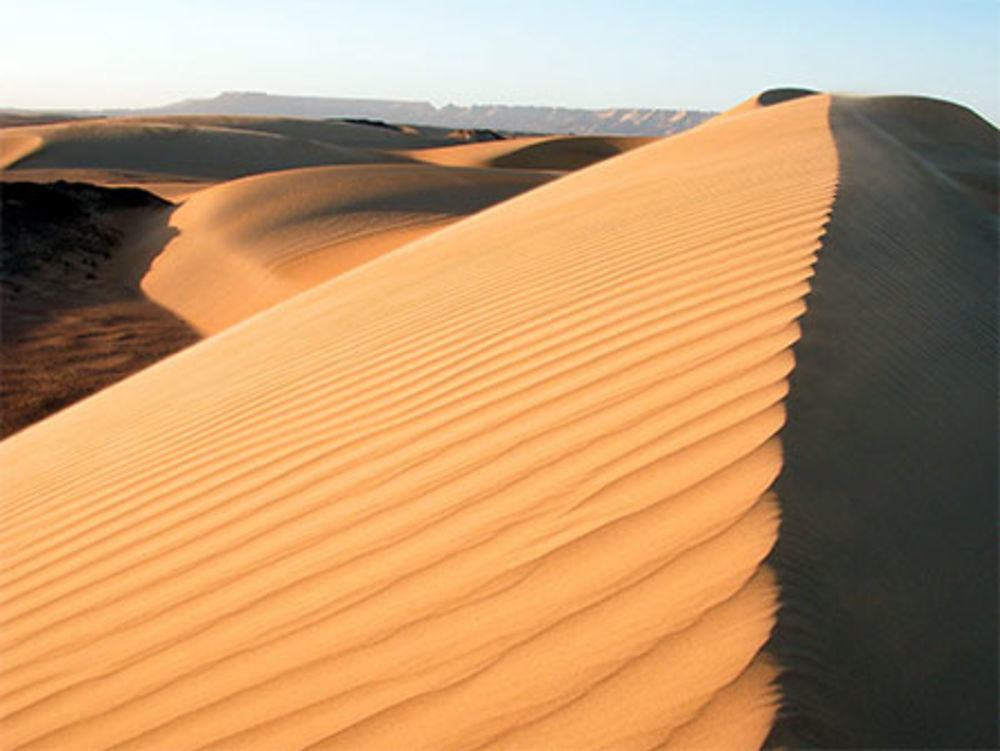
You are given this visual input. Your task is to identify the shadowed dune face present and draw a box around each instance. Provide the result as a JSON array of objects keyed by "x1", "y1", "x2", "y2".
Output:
[
  {"x1": 842, "y1": 95, "x2": 998, "y2": 210},
  {"x1": 758, "y1": 88, "x2": 818, "y2": 107},
  {"x1": 0, "y1": 182, "x2": 199, "y2": 437},
  {"x1": 767, "y1": 96, "x2": 998, "y2": 748},
  {"x1": 141, "y1": 164, "x2": 554, "y2": 333},
  {"x1": 0, "y1": 95, "x2": 837, "y2": 748}
]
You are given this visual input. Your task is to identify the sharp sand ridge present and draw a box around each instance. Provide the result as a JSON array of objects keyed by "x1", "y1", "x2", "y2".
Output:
[{"x1": 0, "y1": 94, "x2": 837, "y2": 748}]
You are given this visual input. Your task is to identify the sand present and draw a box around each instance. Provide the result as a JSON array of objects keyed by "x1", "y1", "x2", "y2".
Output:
[
  {"x1": 0, "y1": 182, "x2": 199, "y2": 438},
  {"x1": 0, "y1": 120, "x2": 405, "y2": 181},
  {"x1": 766, "y1": 95, "x2": 997, "y2": 748},
  {"x1": 405, "y1": 134, "x2": 656, "y2": 170},
  {"x1": 0, "y1": 169, "x2": 216, "y2": 202},
  {"x1": 0, "y1": 93, "x2": 837, "y2": 749},
  {"x1": 1, "y1": 89, "x2": 995, "y2": 750},
  {"x1": 140, "y1": 164, "x2": 554, "y2": 333}
]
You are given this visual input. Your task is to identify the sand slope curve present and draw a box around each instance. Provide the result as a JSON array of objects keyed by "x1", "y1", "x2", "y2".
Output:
[
  {"x1": 0, "y1": 95, "x2": 838, "y2": 749},
  {"x1": 141, "y1": 164, "x2": 553, "y2": 333},
  {"x1": 405, "y1": 134, "x2": 656, "y2": 171}
]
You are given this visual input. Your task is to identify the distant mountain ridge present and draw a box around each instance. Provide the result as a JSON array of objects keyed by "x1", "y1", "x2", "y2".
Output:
[{"x1": 103, "y1": 91, "x2": 715, "y2": 136}]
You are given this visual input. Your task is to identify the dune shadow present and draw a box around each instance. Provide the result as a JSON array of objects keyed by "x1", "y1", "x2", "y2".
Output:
[
  {"x1": 758, "y1": 88, "x2": 818, "y2": 107},
  {"x1": 1, "y1": 181, "x2": 196, "y2": 437},
  {"x1": 764, "y1": 99, "x2": 998, "y2": 748}
]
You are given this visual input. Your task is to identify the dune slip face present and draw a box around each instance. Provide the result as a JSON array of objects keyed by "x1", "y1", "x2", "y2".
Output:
[
  {"x1": 767, "y1": 96, "x2": 998, "y2": 749},
  {"x1": 0, "y1": 96, "x2": 837, "y2": 749}
]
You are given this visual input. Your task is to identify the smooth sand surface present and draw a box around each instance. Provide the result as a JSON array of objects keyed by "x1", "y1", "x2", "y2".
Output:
[
  {"x1": 405, "y1": 134, "x2": 656, "y2": 170},
  {"x1": 141, "y1": 164, "x2": 554, "y2": 333},
  {"x1": 0, "y1": 94, "x2": 838, "y2": 748}
]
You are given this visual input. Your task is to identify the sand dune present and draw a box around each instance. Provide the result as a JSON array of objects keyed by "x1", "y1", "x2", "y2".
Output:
[
  {"x1": 117, "y1": 115, "x2": 505, "y2": 150},
  {"x1": 0, "y1": 133, "x2": 42, "y2": 169},
  {"x1": 0, "y1": 119, "x2": 405, "y2": 181},
  {"x1": 2, "y1": 90, "x2": 994, "y2": 749},
  {"x1": 141, "y1": 164, "x2": 553, "y2": 333},
  {"x1": 0, "y1": 93, "x2": 837, "y2": 748},
  {"x1": 406, "y1": 134, "x2": 656, "y2": 170}
]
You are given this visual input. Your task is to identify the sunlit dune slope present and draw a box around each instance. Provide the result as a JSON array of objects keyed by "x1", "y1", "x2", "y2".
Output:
[
  {"x1": 0, "y1": 133, "x2": 42, "y2": 169},
  {"x1": 0, "y1": 120, "x2": 405, "y2": 180},
  {"x1": 0, "y1": 94, "x2": 837, "y2": 749},
  {"x1": 405, "y1": 134, "x2": 656, "y2": 170},
  {"x1": 141, "y1": 163, "x2": 554, "y2": 333}
]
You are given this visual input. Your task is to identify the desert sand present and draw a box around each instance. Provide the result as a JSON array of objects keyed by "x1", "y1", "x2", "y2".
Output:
[
  {"x1": 403, "y1": 134, "x2": 656, "y2": 170},
  {"x1": 0, "y1": 90, "x2": 995, "y2": 750},
  {"x1": 141, "y1": 164, "x2": 554, "y2": 334}
]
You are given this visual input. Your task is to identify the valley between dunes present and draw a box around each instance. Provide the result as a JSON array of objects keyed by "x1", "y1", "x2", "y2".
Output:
[{"x1": 0, "y1": 91, "x2": 995, "y2": 749}]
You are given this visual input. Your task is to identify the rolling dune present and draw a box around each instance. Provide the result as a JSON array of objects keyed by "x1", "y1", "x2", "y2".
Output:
[
  {"x1": 0, "y1": 94, "x2": 838, "y2": 748},
  {"x1": 117, "y1": 115, "x2": 505, "y2": 150},
  {"x1": 405, "y1": 134, "x2": 656, "y2": 170},
  {"x1": 141, "y1": 164, "x2": 554, "y2": 333},
  {"x1": 0, "y1": 120, "x2": 405, "y2": 181}
]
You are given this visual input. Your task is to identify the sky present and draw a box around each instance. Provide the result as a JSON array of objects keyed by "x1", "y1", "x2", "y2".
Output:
[{"x1": 2, "y1": 0, "x2": 998, "y2": 122}]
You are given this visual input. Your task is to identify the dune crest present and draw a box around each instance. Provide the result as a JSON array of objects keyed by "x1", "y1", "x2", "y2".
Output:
[{"x1": 0, "y1": 94, "x2": 837, "y2": 748}]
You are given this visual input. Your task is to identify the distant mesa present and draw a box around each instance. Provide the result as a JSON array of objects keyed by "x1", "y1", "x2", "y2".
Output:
[{"x1": 2, "y1": 92, "x2": 716, "y2": 137}]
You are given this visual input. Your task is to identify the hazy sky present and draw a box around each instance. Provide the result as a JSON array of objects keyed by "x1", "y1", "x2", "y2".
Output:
[{"x1": 3, "y1": 0, "x2": 998, "y2": 122}]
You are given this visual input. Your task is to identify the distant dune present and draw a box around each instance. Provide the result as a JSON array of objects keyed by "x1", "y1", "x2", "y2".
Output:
[
  {"x1": 405, "y1": 134, "x2": 656, "y2": 170},
  {"x1": 141, "y1": 163, "x2": 554, "y2": 333},
  {"x1": 0, "y1": 90, "x2": 995, "y2": 750},
  {"x1": 0, "y1": 119, "x2": 404, "y2": 181},
  {"x1": 0, "y1": 117, "x2": 647, "y2": 202}
]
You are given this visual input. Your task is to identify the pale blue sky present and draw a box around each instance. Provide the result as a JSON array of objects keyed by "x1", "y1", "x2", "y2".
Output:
[{"x1": 2, "y1": 0, "x2": 997, "y2": 122}]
